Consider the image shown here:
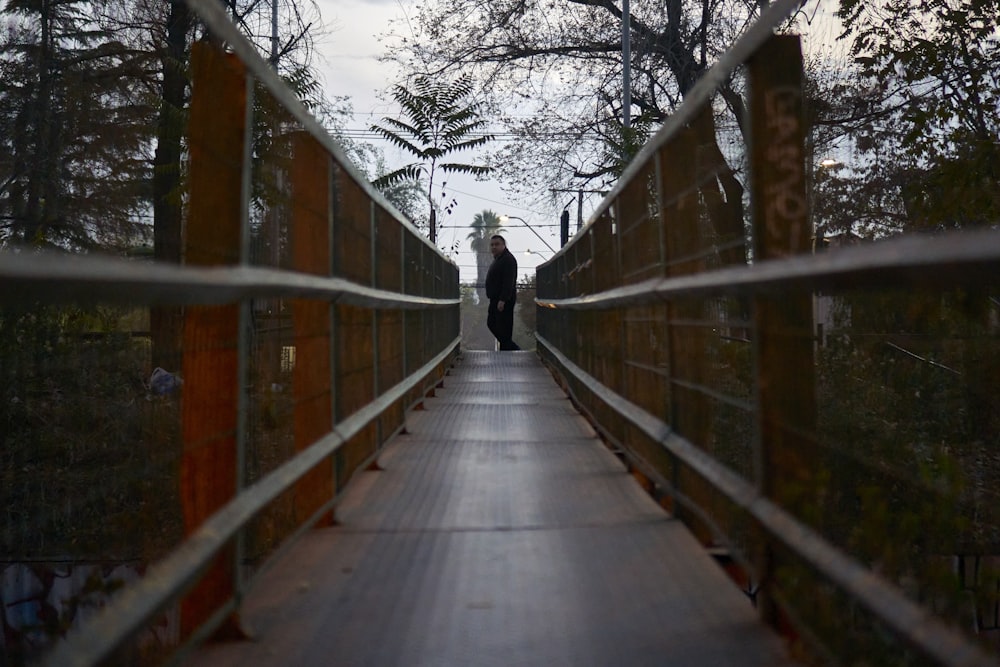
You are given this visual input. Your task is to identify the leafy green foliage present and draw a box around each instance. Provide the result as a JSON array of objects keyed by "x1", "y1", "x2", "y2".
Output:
[
  {"x1": 0, "y1": 304, "x2": 181, "y2": 561},
  {"x1": 370, "y1": 75, "x2": 493, "y2": 187},
  {"x1": 0, "y1": 0, "x2": 157, "y2": 250},
  {"x1": 369, "y1": 75, "x2": 494, "y2": 238},
  {"x1": 820, "y1": 0, "x2": 1000, "y2": 234},
  {"x1": 330, "y1": 100, "x2": 427, "y2": 226},
  {"x1": 383, "y1": 0, "x2": 761, "y2": 201}
]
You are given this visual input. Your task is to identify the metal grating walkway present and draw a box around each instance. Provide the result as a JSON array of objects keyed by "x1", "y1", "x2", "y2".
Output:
[{"x1": 189, "y1": 351, "x2": 793, "y2": 666}]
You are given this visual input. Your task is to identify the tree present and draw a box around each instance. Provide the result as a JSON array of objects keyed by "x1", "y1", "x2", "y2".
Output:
[
  {"x1": 372, "y1": 161, "x2": 426, "y2": 226},
  {"x1": 326, "y1": 98, "x2": 427, "y2": 226},
  {"x1": 0, "y1": 0, "x2": 328, "y2": 359},
  {"x1": 369, "y1": 74, "x2": 494, "y2": 243},
  {"x1": 466, "y1": 209, "x2": 506, "y2": 292},
  {"x1": 383, "y1": 0, "x2": 768, "y2": 265},
  {"x1": 0, "y1": 0, "x2": 155, "y2": 250},
  {"x1": 811, "y1": 0, "x2": 1000, "y2": 236},
  {"x1": 141, "y1": 0, "x2": 323, "y2": 367},
  {"x1": 827, "y1": 0, "x2": 1000, "y2": 508}
]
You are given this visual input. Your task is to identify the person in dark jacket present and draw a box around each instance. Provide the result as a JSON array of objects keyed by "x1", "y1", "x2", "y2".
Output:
[{"x1": 484, "y1": 234, "x2": 521, "y2": 351}]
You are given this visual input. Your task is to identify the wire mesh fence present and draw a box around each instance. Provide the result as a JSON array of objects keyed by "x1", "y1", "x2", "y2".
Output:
[
  {"x1": 0, "y1": 4, "x2": 459, "y2": 664},
  {"x1": 536, "y1": 4, "x2": 1000, "y2": 665}
]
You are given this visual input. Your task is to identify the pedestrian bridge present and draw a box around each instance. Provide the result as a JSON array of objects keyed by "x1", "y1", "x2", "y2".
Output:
[
  {"x1": 2, "y1": 0, "x2": 999, "y2": 665},
  {"x1": 188, "y1": 351, "x2": 790, "y2": 666}
]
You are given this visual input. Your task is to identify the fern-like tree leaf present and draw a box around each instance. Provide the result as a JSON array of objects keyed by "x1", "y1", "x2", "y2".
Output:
[{"x1": 369, "y1": 74, "x2": 494, "y2": 241}]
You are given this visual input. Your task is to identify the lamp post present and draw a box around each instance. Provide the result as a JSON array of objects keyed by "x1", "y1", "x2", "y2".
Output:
[{"x1": 499, "y1": 215, "x2": 557, "y2": 255}]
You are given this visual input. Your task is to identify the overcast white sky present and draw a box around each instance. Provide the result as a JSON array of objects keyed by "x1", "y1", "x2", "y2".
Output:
[{"x1": 312, "y1": 0, "x2": 560, "y2": 283}]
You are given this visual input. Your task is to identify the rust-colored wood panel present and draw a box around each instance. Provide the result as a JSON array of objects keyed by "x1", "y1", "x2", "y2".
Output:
[
  {"x1": 661, "y1": 127, "x2": 711, "y2": 444},
  {"x1": 180, "y1": 41, "x2": 247, "y2": 638},
  {"x1": 623, "y1": 304, "x2": 669, "y2": 419},
  {"x1": 404, "y1": 310, "x2": 422, "y2": 376},
  {"x1": 402, "y1": 233, "x2": 422, "y2": 297},
  {"x1": 290, "y1": 132, "x2": 331, "y2": 274},
  {"x1": 591, "y1": 214, "x2": 618, "y2": 294},
  {"x1": 748, "y1": 35, "x2": 816, "y2": 500},
  {"x1": 690, "y1": 106, "x2": 747, "y2": 269},
  {"x1": 375, "y1": 210, "x2": 402, "y2": 292},
  {"x1": 336, "y1": 423, "x2": 377, "y2": 491},
  {"x1": 747, "y1": 34, "x2": 816, "y2": 625},
  {"x1": 290, "y1": 300, "x2": 333, "y2": 525},
  {"x1": 660, "y1": 125, "x2": 715, "y2": 545},
  {"x1": 335, "y1": 303, "x2": 374, "y2": 417},
  {"x1": 185, "y1": 47, "x2": 244, "y2": 267},
  {"x1": 618, "y1": 166, "x2": 661, "y2": 285},
  {"x1": 377, "y1": 310, "x2": 404, "y2": 393},
  {"x1": 331, "y1": 164, "x2": 372, "y2": 285},
  {"x1": 290, "y1": 132, "x2": 334, "y2": 527},
  {"x1": 379, "y1": 398, "x2": 405, "y2": 444}
]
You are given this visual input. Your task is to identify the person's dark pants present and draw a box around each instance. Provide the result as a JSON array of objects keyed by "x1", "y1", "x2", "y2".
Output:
[{"x1": 487, "y1": 299, "x2": 520, "y2": 350}]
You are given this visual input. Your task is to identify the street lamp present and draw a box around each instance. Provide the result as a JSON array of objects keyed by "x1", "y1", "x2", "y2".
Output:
[
  {"x1": 499, "y1": 215, "x2": 557, "y2": 255},
  {"x1": 523, "y1": 248, "x2": 553, "y2": 260}
]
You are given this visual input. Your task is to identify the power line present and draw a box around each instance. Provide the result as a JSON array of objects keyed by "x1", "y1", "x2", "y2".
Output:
[
  {"x1": 437, "y1": 223, "x2": 561, "y2": 229},
  {"x1": 334, "y1": 129, "x2": 584, "y2": 141}
]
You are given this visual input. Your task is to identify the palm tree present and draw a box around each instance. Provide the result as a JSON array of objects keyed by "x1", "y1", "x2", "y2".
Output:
[
  {"x1": 466, "y1": 210, "x2": 505, "y2": 296},
  {"x1": 370, "y1": 75, "x2": 493, "y2": 242}
]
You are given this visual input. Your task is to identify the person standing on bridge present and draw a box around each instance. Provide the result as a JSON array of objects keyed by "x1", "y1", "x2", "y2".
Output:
[{"x1": 485, "y1": 234, "x2": 521, "y2": 351}]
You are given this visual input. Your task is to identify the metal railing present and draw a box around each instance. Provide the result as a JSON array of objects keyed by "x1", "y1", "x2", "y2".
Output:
[
  {"x1": 536, "y1": 0, "x2": 1000, "y2": 664},
  {"x1": 0, "y1": 0, "x2": 459, "y2": 663}
]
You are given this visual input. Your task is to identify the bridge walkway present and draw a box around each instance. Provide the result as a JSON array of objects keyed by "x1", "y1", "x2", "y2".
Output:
[{"x1": 189, "y1": 351, "x2": 792, "y2": 666}]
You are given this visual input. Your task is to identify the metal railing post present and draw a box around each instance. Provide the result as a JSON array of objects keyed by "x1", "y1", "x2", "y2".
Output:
[
  {"x1": 401, "y1": 225, "x2": 408, "y2": 384},
  {"x1": 234, "y1": 63, "x2": 255, "y2": 614},
  {"x1": 26, "y1": 2, "x2": 463, "y2": 660},
  {"x1": 370, "y1": 201, "x2": 381, "y2": 446}
]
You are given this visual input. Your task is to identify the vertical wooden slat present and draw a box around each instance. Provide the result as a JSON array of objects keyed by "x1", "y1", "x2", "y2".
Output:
[
  {"x1": 747, "y1": 34, "x2": 817, "y2": 624},
  {"x1": 328, "y1": 164, "x2": 375, "y2": 489},
  {"x1": 660, "y1": 124, "x2": 713, "y2": 545},
  {"x1": 290, "y1": 131, "x2": 334, "y2": 526},
  {"x1": 180, "y1": 41, "x2": 247, "y2": 638}
]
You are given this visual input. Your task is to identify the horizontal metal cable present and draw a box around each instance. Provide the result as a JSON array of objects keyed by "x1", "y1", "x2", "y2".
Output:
[
  {"x1": 0, "y1": 250, "x2": 459, "y2": 309},
  {"x1": 535, "y1": 334, "x2": 997, "y2": 667},
  {"x1": 40, "y1": 336, "x2": 461, "y2": 667},
  {"x1": 537, "y1": 228, "x2": 1000, "y2": 309}
]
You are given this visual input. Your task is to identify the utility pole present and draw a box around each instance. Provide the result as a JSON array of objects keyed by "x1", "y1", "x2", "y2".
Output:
[
  {"x1": 577, "y1": 189, "x2": 584, "y2": 232},
  {"x1": 622, "y1": 0, "x2": 631, "y2": 129},
  {"x1": 270, "y1": 0, "x2": 279, "y2": 66},
  {"x1": 551, "y1": 187, "x2": 608, "y2": 231}
]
